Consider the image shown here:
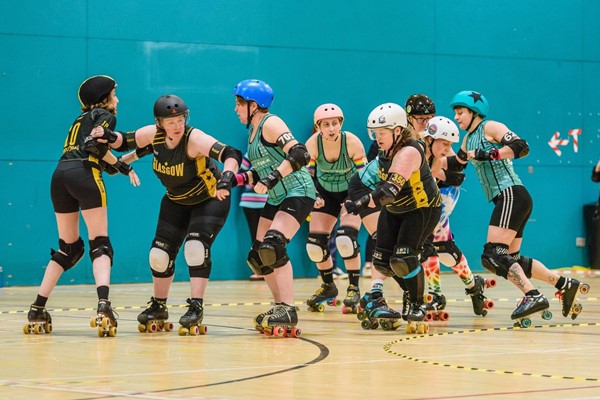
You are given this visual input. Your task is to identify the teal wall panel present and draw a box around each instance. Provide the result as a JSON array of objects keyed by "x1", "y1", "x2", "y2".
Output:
[{"x1": 1, "y1": 0, "x2": 599, "y2": 287}]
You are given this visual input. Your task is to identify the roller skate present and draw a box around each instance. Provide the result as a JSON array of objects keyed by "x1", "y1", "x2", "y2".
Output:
[
  {"x1": 90, "y1": 299, "x2": 118, "y2": 337},
  {"x1": 23, "y1": 304, "x2": 52, "y2": 335},
  {"x1": 342, "y1": 285, "x2": 361, "y2": 314},
  {"x1": 358, "y1": 295, "x2": 402, "y2": 331},
  {"x1": 260, "y1": 303, "x2": 301, "y2": 338},
  {"x1": 424, "y1": 292, "x2": 449, "y2": 322},
  {"x1": 511, "y1": 293, "x2": 552, "y2": 328},
  {"x1": 137, "y1": 297, "x2": 173, "y2": 333},
  {"x1": 465, "y1": 275, "x2": 495, "y2": 316},
  {"x1": 253, "y1": 303, "x2": 279, "y2": 333},
  {"x1": 405, "y1": 301, "x2": 429, "y2": 334},
  {"x1": 555, "y1": 278, "x2": 590, "y2": 320},
  {"x1": 178, "y1": 298, "x2": 208, "y2": 336},
  {"x1": 306, "y1": 282, "x2": 341, "y2": 312}
]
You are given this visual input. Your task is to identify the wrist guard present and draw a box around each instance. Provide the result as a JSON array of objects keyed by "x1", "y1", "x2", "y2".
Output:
[
  {"x1": 217, "y1": 170, "x2": 235, "y2": 191},
  {"x1": 259, "y1": 170, "x2": 283, "y2": 189},
  {"x1": 474, "y1": 148, "x2": 499, "y2": 161}
]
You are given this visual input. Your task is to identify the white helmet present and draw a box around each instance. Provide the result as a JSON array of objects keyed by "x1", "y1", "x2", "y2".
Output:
[
  {"x1": 423, "y1": 116, "x2": 460, "y2": 143},
  {"x1": 367, "y1": 103, "x2": 407, "y2": 140}
]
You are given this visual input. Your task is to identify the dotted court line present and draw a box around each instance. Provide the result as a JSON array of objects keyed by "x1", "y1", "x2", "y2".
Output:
[{"x1": 383, "y1": 322, "x2": 600, "y2": 382}]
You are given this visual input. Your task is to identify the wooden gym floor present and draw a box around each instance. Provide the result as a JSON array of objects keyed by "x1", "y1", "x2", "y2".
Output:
[{"x1": 0, "y1": 271, "x2": 599, "y2": 400}]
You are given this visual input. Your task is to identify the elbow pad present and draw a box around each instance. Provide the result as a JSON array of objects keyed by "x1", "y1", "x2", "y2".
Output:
[
  {"x1": 114, "y1": 131, "x2": 138, "y2": 152},
  {"x1": 286, "y1": 143, "x2": 310, "y2": 171},
  {"x1": 507, "y1": 138, "x2": 529, "y2": 159},
  {"x1": 372, "y1": 181, "x2": 401, "y2": 207},
  {"x1": 446, "y1": 155, "x2": 467, "y2": 172}
]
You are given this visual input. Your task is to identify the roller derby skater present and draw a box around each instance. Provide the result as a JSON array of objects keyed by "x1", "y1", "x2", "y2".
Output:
[
  {"x1": 307, "y1": 282, "x2": 341, "y2": 312},
  {"x1": 114, "y1": 94, "x2": 241, "y2": 339},
  {"x1": 451, "y1": 90, "x2": 590, "y2": 322},
  {"x1": 178, "y1": 298, "x2": 207, "y2": 336},
  {"x1": 304, "y1": 103, "x2": 367, "y2": 315},
  {"x1": 233, "y1": 79, "x2": 315, "y2": 337},
  {"x1": 137, "y1": 297, "x2": 173, "y2": 333},
  {"x1": 23, "y1": 305, "x2": 52, "y2": 335},
  {"x1": 90, "y1": 299, "x2": 119, "y2": 337},
  {"x1": 25, "y1": 75, "x2": 139, "y2": 336},
  {"x1": 345, "y1": 103, "x2": 442, "y2": 336},
  {"x1": 555, "y1": 277, "x2": 590, "y2": 320}
]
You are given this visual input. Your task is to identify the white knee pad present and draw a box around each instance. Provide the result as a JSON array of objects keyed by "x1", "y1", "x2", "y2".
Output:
[
  {"x1": 184, "y1": 239, "x2": 206, "y2": 267},
  {"x1": 306, "y1": 243, "x2": 327, "y2": 263},
  {"x1": 336, "y1": 235, "x2": 357, "y2": 259},
  {"x1": 149, "y1": 247, "x2": 170, "y2": 273}
]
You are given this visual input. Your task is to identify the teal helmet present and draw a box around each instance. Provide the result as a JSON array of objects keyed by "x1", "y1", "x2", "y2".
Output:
[
  {"x1": 450, "y1": 90, "x2": 489, "y2": 118},
  {"x1": 233, "y1": 79, "x2": 274, "y2": 108}
]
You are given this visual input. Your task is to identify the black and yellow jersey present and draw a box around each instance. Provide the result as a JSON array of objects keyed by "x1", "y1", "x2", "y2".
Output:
[
  {"x1": 59, "y1": 108, "x2": 115, "y2": 162},
  {"x1": 152, "y1": 125, "x2": 221, "y2": 205}
]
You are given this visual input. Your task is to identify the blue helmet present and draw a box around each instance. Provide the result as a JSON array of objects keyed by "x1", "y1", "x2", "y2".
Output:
[
  {"x1": 450, "y1": 90, "x2": 489, "y2": 118},
  {"x1": 233, "y1": 79, "x2": 274, "y2": 108}
]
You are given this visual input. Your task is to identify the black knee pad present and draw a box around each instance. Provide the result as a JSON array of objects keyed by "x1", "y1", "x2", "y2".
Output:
[
  {"x1": 247, "y1": 241, "x2": 275, "y2": 276},
  {"x1": 372, "y1": 247, "x2": 394, "y2": 277},
  {"x1": 259, "y1": 230, "x2": 289, "y2": 268},
  {"x1": 335, "y1": 226, "x2": 360, "y2": 260},
  {"x1": 89, "y1": 236, "x2": 114, "y2": 265},
  {"x1": 306, "y1": 232, "x2": 330, "y2": 263},
  {"x1": 435, "y1": 239, "x2": 463, "y2": 267},
  {"x1": 389, "y1": 245, "x2": 420, "y2": 278},
  {"x1": 149, "y1": 239, "x2": 177, "y2": 278},
  {"x1": 510, "y1": 252, "x2": 533, "y2": 278},
  {"x1": 481, "y1": 242, "x2": 514, "y2": 279},
  {"x1": 50, "y1": 237, "x2": 85, "y2": 271},
  {"x1": 421, "y1": 240, "x2": 437, "y2": 260}
]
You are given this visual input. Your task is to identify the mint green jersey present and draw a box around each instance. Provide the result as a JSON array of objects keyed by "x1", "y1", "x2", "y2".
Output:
[
  {"x1": 466, "y1": 121, "x2": 522, "y2": 201},
  {"x1": 315, "y1": 131, "x2": 356, "y2": 193},
  {"x1": 247, "y1": 114, "x2": 316, "y2": 205}
]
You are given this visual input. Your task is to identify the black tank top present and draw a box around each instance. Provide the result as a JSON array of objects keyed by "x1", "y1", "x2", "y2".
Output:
[{"x1": 59, "y1": 108, "x2": 116, "y2": 162}]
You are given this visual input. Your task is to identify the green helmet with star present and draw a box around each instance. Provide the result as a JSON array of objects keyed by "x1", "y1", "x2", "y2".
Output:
[{"x1": 450, "y1": 90, "x2": 489, "y2": 118}]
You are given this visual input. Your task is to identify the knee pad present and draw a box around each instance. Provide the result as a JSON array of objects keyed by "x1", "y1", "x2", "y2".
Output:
[
  {"x1": 481, "y1": 242, "x2": 514, "y2": 279},
  {"x1": 50, "y1": 237, "x2": 84, "y2": 271},
  {"x1": 511, "y1": 252, "x2": 533, "y2": 278},
  {"x1": 435, "y1": 239, "x2": 463, "y2": 267},
  {"x1": 149, "y1": 239, "x2": 176, "y2": 278},
  {"x1": 335, "y1": 226, "x2": 360, "y2": 260},
  {"x1": 372, "y1": 247, "x2": 394, "y2": 277},
  {"x1": 185, "y1": 238, "x2": 212, "y2": 278},
  {"x1": 421, "y1": 240, "x2": 437, "y2": 260},
  {"x1": 89, "y1": 236, "x2": 114, "y2": 265},
  {"x1": 306, "y1": 232, "x2": 330, "y2": 263},
  {"x1": 247, "y1": 241, "x2": 275, "y2": 276},
  {"x1": 389, "y1": 245, "x2": 420, "y2": 278},
  {"x1": 259, "y1": 230, "x2": 289, "y2": 268}
]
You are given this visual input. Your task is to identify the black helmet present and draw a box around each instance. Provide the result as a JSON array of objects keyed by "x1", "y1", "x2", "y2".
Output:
[
  {"x1": 405, "y1": 94, "x2": 436, "y2": 116},
  {"x1": 153, "y1": 94, "x2": 189, "y2": 119},
  {"x1": 78, "y1": 75, "x2": 116, "y2": 106}
]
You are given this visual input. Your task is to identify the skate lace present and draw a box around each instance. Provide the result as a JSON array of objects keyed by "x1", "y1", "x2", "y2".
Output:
[
  {"x1": 271, "y1": 305, "x2": 291, "y2": 318},
  {"x1": 345, "y1": 286, "x2": 358, "y2": 300}
]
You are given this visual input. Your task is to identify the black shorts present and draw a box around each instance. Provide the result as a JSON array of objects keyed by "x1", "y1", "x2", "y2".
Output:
[
  {"x1": 262, "y1": 196, "x2": 315, "y2": 225},
  {"x1": 490, "y1": 185, "x2": 532, "y2": 238},
  {"x1": 50, "y1": 160, "x2": 107, "y2": 213},
  {"x1": 313, "y1": 181, "x2": 348, "y2": 217},
  {"x1": 376, "y1": 205, "x2": 442, "y2": 253},
  {"x1": 153, "y1": 195, "x2": 231, "y2": 250}
]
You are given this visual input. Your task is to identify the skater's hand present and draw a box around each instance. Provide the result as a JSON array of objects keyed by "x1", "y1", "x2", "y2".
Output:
[{"x1": 314, "y1": 192, "x2": 324, "y2": 209}]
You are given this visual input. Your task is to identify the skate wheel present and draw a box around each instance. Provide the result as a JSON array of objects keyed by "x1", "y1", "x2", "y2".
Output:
[
  {"x1": 45, "y1": 322, "x2": 52, "y2": 334},
  {"x1": 342, "y1": 306, "x2": 351, "y2": 314},
  {"x1": 137, "y1": 324, "x2": 147, "y2": 333},
  {"x1": 481, "y1": 309, "x2": 488, "y2": 317},
  {"x1": 317, "y1": 304, "x2": 325, "y2": 312},
  {"x1": 357, "y1": 311, "x2": 367, "y2": 321},
  {"x1": 101, "y1": 317, "x2": 109, "y2": 329},
  {"x1": 33, "y1": 324, "x2": 43, "y2": 334},
  {"x1": 361, "y1": 319, "x2": 372, "y2": 330},
  {"x1": 439, "y1": 312, "x2": 450, "y2": 322},
  {"x1": 164, "y1": 322, "x2": 174, "y2": 332},
  {"x1": 188, "y1": 326, "x2": 200, "y2": 336},
  {"x1": 97, "y1": 328, "x2": 105, "y2": 337},
  {"x1": 580, "y1": 283, "x2": 590, "y2": 294},
  {"x1": 381, "y1": 320, "x2": 392, "y2": 331},
  {"x1": 23, "y1": 324, "x2": 31, "y2": 335},
  {"x1": 371, "y1": 320, "x2": 379, "y2": 330},
  {"x1": 198, "y1": 325, "x2": 208, "y2": 335},
  {"x1": 108, "y1": 327, "x2": 117, "y2": 337},
  {"x1": 290, "y1": 327, "x2": 301, "y2": 338},
  {"x1": 405, "y1": 324, "x2": 416, "y2": 334},
  {"x1": 542, "y1": 310, "x2": 553, "y2": 320},
  {"x1": 486, "y1": 278, "x2": 497, "y2": 288},
  {"x1": 520, "y1": 318, "x2": 532, "y2": 328},
  {"x1": 424, "y1": 293, "x2": 433, "y2": 303},
  {"x1": 149, "y1": 322, "x2": 159, "y2": 332},
  {"x1": 272, "y1": 326, "x2": 285, "y2": 337},
  {"x1": 572, "y1": 304, "x2": 582, "y2": 315},
  {"x1": 555, "y1": 291, "x2": 563, "y2": 299},
  {"x1": 333, "y1": 299, "x2": 342, "y2": 307},
  {"x1": 90, "y1": 317, "x2": 97, "y2": 328},
  {"x1": 484, "y1": 300, "x2": 494, "y2": 310},
  {"x1": 423, "y1": 312, "x2": 433, "y2": 322},
  {"x1": 178, "y1": 326, "x2": 189, "y2": 336}
]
